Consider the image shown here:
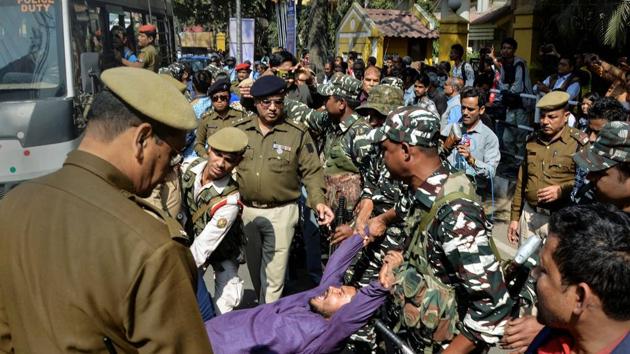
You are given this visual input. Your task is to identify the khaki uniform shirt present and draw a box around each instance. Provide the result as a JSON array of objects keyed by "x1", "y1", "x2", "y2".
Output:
[
  {"x1": 0, "y1": 151, "x2": 212, "y2": 354},
  {"x1": 511, "y1": 126, "x2": 589, "y2": 221},
  {"x1": 234, "y1": 115, "x2": 326, "y2": 210},
  {"x1": 140, "y1": 44, "x2": 158, "y2": 72},
  {"x1": 194, "y1": 108, "x2": 246, "y2": 157}
]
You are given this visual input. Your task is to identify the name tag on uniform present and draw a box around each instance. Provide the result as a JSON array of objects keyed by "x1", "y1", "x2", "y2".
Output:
[{"x1": 272, "y1": 143, "x2": 292, "y2": 155}]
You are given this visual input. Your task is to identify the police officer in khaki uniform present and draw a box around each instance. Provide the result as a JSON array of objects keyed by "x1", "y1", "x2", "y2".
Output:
[
  {"x1": 194, "y1": 79, "x2": 246, "y2": 157},
  {"x1": 234, "y1": 75, "x2": 334, "y2": 304},
  {"x1": 123, "y1": 24, "x2": 159, "y2": 72},
  {"x1": 0, "y1": 67, "x2": 213, "y2": 353},
  {"x1": 508, "y1": 91, "x2": 589, "y2": 244},
  {"x1": 182, "y1": 127, "x2": 249, "y2": 316}
]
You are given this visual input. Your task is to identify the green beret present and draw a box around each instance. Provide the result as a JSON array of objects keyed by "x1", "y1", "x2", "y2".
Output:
[
  {"x1": 536, "y1": 91, "x2": 569, "y2": 110},
  {"x1": 100, "y1": 67, "x2": 197, "y2": 130},
  {"x1": 207, "y1": 127, "x2": 248, "y2": 153}
]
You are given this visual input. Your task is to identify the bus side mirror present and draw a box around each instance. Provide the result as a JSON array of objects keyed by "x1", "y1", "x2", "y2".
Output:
[{"x1": 80, "y1": 52, "x2": 100, "y2": 94}]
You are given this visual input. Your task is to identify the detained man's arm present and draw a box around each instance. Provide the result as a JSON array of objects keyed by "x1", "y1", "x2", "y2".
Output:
[
  {"x1": 189, "y1": 194, "x2": 240, "y2": 267},
  {"x1": 319, "y1": 234, "x2": 364, "y2": 287}
]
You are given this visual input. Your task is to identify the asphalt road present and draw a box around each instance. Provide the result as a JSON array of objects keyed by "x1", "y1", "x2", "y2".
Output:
[{"x1": 204, "y1": 176, "x2": 520, "y2": 353}]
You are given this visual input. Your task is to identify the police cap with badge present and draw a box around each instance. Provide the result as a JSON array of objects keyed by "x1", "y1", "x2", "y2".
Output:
[
  {"x1": 250, "y1": 75, "x2": 286, "y2": 98},
  {"x1": 208, "y1": 79, "x2": 231, "y2": 97},
  {"x1": 100, "y1": 67, "x2": 197, "y2": 130}
]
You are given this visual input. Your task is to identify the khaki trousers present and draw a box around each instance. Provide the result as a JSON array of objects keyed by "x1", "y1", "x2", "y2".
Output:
[
  {"x1": 518, "y1": 202, "x2": 550, "y2": 245},
  {"x1": 243, "y1": 203, "x2": 299, "y2": 304}
]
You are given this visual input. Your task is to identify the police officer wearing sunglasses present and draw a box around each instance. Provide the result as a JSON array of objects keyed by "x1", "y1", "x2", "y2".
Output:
[
  {"x1": 194, "y1": 78, "x2": 247, "y2": 157},
  {"x1": 233, "y1": 75, "x2": 334, "y2": 304}
]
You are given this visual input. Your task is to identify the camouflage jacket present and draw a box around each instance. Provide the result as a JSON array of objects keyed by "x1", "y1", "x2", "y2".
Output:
[
  {"x1": 284, "y1": 99, "x2": 373, "y2": 176},
  {"x1": 361, "y1": 144, "x2": 408, "y2": 215},
  {"x1": 393, "y1": 161, "x2": 513, "y2": 347}
]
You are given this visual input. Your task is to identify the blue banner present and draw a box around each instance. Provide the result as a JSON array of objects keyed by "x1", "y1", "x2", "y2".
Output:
[{"x1": 285, "y1": 0, "x2": 296, "y2": 55}]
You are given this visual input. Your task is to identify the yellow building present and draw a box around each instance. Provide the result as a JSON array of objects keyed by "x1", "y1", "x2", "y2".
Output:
[
  {"x1": 335, "y1": 2, "x2": 438, "y2": 67},
  {"x1": 436, "y1": 0, "x2": 536, "y2": 65}
]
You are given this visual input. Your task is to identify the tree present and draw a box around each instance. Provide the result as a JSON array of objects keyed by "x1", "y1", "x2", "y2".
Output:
[
  {"x1": 173, "y1": 0, "x2": 274, "y2": 55},
  {"x1": 604, "y1": 0, "x2": 630, "y2": 48}
]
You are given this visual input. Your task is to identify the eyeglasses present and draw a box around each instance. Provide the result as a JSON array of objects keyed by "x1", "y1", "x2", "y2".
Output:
[
  {"x1": 212, "y1": 95, "x2": 229, "y2": 102},
  {"x1": 155, "y1": 134, "x2": 184, "y2": 167},
  {"x1": 259, "y1": 99, "x2": 284, "y2": 108}
]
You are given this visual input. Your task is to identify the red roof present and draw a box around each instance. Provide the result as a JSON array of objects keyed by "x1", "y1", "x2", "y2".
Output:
[{"x1": 364, "y1": 8, "x2": 439, "y2": 39}]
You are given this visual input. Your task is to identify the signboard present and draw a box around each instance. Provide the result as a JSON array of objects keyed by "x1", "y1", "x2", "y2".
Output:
[
  {"x1": 285, "y1": 0, "x2": 296, "y2": 54},
  {"x1": 229, "y1": 18, "x2": 255, "y2": 63}
]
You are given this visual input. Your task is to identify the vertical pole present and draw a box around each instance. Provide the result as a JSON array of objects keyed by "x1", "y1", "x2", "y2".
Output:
[
  {"x1": 147, "y1": 0, "x2": 152, "y2": 22},
  {"x1": 236, "y1": 0, "x2": 242, "y2": 63}
]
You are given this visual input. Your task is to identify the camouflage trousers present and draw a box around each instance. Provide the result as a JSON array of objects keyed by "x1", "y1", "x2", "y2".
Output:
[{"x1": 343, "y1": 223, "x2": 407, "y2": 353}]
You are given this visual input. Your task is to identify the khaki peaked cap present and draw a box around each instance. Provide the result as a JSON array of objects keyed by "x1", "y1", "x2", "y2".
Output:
[
  {"x1": 100, "y1": 67, "x2": 198, "y2": 130},
  {"x1": 207, "y1": 127, "x2": 249, "y2": 153}
]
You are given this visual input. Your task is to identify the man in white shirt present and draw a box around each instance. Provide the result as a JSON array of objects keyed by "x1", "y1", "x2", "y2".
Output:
[{"x1": 181, "y1": 127, "x2": 248, "y2": 314}]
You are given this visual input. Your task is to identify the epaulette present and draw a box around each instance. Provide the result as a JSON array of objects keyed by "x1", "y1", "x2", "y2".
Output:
[
  {"x1": 199, "y1": 109, "x2": 214, "y2": 121},
  {"x1": 569, "y1": 127, "x2": 590, "y2": 146},
  {"x1": 231, "y1": 114, "x2": 253, "y2": 127}
]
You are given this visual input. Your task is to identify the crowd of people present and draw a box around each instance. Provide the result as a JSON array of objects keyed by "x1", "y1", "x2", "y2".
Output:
[{"x1": 0, "y1": 23, "x2": 629, "y2": 354}]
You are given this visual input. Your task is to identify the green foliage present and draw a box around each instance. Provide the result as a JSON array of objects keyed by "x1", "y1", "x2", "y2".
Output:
[
  {"x1": 604, "y1": 1, "x2": 630, "y2": 47},
  {"x1": 173, "y1": 0, "x2": 272, "y2": 55}
]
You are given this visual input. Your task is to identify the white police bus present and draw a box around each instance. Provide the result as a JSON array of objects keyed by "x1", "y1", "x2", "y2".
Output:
[{"x1": 0, "y1": 0, "x2": 176, "y2": 197}]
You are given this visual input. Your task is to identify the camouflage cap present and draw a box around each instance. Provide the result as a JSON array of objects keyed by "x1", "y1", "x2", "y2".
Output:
[
  {"x1": 380, "y1": 77, "x2": 404, "y2": 91},
  {"x1": 371, "y1": 106, "x2": 441, "y2": 147},
  {"x1": 355, "y1": 84, "x2": 404, "y2": 117},
  {"x1": 573, "y1": 121, "x2": 630, "y2": 172},
  {"x1": 317, "y1": 73, "x2": 361, "y2": 99},
  {"x1": 205, "y1": 64, "x2": 226, "y2": 78}
]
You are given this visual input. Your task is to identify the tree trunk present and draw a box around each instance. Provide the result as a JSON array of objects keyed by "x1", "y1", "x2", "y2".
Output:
[{"x1": 306, "y1": 0, "x2": 329, "y2": 77}]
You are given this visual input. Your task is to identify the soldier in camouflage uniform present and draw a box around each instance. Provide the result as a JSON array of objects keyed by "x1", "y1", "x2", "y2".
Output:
[
  {"x1": 181, "y1": 127, "x2": 248, "y2": 314},
  {"x1": 574, "y1": 121, "x2": 630, "y2": 212},
  {"x1": 370, "y1": 106, "x2": 513, "y2": 353},
  {"x1": 338, "y1": 84, "x2": 407, "y2": 352},
  {"x1": 284, "y1": 73, "x2": 373, "y2": 214},
  {"x1": 380, "y1": 76, "x2": 405, "y2": 91}
]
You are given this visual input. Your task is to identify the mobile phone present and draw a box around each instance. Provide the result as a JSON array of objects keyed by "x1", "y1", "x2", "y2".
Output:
[{"x1": 276, "y1": 69, "x2": 294, "y2": 80}]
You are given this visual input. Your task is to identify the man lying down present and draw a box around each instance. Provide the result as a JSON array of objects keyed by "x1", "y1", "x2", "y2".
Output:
[{"x1": 205, "y1": 233, "x2": 394, "y2": 354}]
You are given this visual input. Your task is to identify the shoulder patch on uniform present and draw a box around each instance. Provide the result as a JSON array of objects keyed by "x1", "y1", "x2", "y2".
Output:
[
  {"x1": 217, "y1": 217, "x2": 228, "y2": 229},
  {"x1": 232, "y1": 115, "x2": 253, "y2": 126},
  {"x1": 573, "y1": 130, "x2": 590, "y2": 145}
]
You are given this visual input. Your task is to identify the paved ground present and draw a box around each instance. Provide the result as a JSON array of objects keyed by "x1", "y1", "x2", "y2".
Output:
[{"x1": 204, "y1": 176, "x2": 520, "y2": 353}]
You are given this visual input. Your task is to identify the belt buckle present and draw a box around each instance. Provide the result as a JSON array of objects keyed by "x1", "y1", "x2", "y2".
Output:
[{"x1": 250, "y1": 201, "x2": 269, "y2": 208}]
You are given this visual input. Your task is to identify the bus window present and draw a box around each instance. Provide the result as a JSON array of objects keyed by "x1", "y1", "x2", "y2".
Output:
[{"x1": 0, "y1": 0, "x2": 66, "y2": 101}]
